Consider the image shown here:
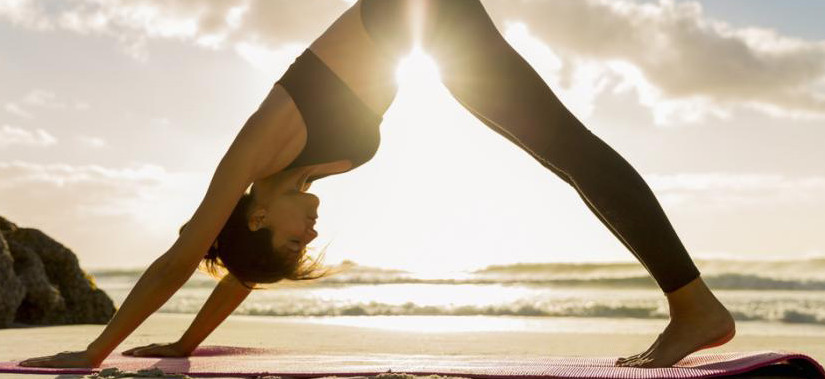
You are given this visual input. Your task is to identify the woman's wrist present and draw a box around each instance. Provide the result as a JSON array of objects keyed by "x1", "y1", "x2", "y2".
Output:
[
  {"x1": 79, "y1": 344, "x2": 107, "y2": 367},
  {"x1": 173, "y1": 338, "x2": 197, "y2": 355}
]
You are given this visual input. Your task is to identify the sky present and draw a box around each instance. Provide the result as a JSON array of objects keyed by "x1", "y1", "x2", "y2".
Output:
[{"x1": 1, "y1": 0, "x2": 824, "y2": 272}]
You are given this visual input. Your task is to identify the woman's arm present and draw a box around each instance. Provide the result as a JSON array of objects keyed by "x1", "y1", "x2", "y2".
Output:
[
  {"x1": 20, "y1": 56, "x2": 307, "y2": 369},
  {"x1": 177, "y1": 273, "x2": 253, "y2": 353},
  {"x1": 20, "y1": 153, "x2": 256, "y2": 368},
  {"x1": 122, "y1": 273, "x2": 252, "y2": 357},
  {"x1": 83, "y1": 156, "x2": 254, "y2": 363}
]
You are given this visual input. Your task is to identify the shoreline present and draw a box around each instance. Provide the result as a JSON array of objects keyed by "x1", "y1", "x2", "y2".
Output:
[{"x1": 2, "y1": 314, "x2": 823, "y2": 377}]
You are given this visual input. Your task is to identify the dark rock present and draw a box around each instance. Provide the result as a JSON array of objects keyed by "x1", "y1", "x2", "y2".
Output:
[
  {"x1": 9, "y1": 238, "x2": 65, "y2": 323},
  {"x1": 0, "y1": 215, "x2": 115, "y2": 327},
  {"x1": 0, "y1": 215, "x2": 16, "y2": 234},
  {"x1": 0, "y1": 232, "x2": 25, "y2": 327}
]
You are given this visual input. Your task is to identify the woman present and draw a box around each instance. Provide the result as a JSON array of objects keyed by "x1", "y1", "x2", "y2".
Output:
[{"x1": 20, "y1": 0, "x2": 734, "y2": 369}]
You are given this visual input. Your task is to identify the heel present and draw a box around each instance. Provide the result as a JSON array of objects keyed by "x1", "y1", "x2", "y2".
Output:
[{"x1": 696, "y1": 328, "x2": 735, "y2": 351}]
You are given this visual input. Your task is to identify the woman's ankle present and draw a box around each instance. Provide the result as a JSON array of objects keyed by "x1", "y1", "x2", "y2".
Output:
[{"x1": 665, "y1": 276, "x2": 728, "y2": 317}]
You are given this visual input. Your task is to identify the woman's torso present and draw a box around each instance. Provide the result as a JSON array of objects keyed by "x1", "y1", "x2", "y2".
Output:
[
  {"x1": 308, "y1": 0, "x2": 399, "y2": 117},
  {"x1": 275, "y1": 0, "x2": 398, "y2": 183}
]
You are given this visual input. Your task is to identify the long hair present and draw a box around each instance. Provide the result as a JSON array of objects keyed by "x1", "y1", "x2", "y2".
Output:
[{"x1": 179, "y1": 190, "x2": 329, "y2": 289}]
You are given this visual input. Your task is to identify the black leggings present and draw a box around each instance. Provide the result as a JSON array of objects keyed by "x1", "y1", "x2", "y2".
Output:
[{"x1": 361, "y1": 0, "x2": 700, "y2": 293}]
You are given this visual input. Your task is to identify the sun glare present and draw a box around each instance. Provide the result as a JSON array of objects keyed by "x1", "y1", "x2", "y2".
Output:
[{"x1": 395, "y1": 47, "x2": 442, "y2": 91}]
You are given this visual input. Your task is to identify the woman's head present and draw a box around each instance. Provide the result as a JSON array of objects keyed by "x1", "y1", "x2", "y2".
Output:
[
  {"x1": 247, "y1": 172, "x2": 320, "y2": 256},
  {"x1": 181, "y1": 168, "x2": 327, "y2": 288}
]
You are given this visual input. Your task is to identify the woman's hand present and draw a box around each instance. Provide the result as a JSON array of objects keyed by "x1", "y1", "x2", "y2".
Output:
[
  {"x1": 122, "y1": 342, "x2": 191, "y2": 358},
  {"x1": 19, "y1": 350, "x2": 99, "y2": 368}
]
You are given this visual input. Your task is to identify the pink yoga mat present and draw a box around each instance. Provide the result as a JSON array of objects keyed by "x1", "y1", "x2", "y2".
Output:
[{"x1": 1, "y1": 347, "x2": 823, "y2": 378}]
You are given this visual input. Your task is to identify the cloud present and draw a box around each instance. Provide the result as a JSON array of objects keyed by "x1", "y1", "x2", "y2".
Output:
[
  {"x1": 0, "y1": 124, "x2": 57, "y2": 148},
  {"x1": 233, "y1": 41, "x2": 306, "y2": 79},
  {"x1": 0, "y1": 160, "x2": 207, "y2": 267},
  {"x1": 485, "y1": 0, "x2": 825, "y2": 123},
  {"x1": 3, "y1": 89, "x2": 86, "y2": 119},
  {"x1": 647, "y1": 172, "x2": 825, "y2": 209},
  {"x1": 0, "y1": 0, "x2": 350, "y2": 61},
  {"x1": 4, "y1": 0, "x2": 823, "y2": 123},
  {"x1": 0, "y1": 160, "x2": 165, "y2": 189},
  {"x1": 4, "y1": 102, "x2": 33, "y2": 119},
  {"x1": 21, "y1": 89, "x2": 65, "y2": 108},
  {"x1": 503, "y1": 22, "x2": 613, "y2": 120},
  {"x1": 0, "y1": 0, "x2": 52, "y2": 30},
  {"x1": 75, "y1": 135, "x2": 107, "y2": 148},
  {"x1": 0, "y1": 160, "x2": 203, "y2": 230}
]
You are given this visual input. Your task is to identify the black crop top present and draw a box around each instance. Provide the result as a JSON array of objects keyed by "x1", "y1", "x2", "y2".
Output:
[{"x1": 275, "y1": 49, "x2": 386, "y2": 183}]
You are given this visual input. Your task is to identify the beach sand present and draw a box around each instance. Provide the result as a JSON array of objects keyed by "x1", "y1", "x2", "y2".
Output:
[{"x1": 1, "y1": 314, "x2": 823, "y2": 378}]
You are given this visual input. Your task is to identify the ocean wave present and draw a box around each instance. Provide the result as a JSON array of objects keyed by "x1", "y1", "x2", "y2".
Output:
[
  {"x1": 93, "y1": 260, "x2": 825, "y2": 327},
  {"x1": 95, "y1": 272, "x2": 825, "y2": 292},
  {"x1": 313, "y1": 273, "x2": 825, "y2": 290},
  {"x1": 704, "y1": 274, "x2": 825, "y2": 290},
  {"x1": 157, "y1": 298, "x2": 825, "y2": 326},
  {"x1": 91, "y1": 258, "x2": 825, "y2": 291},
  {"x1": 162, "y1": 300, "x2": 668, "y2": 319},
  {"x1": 473, "y1": 258, "x2": 825, "y2": 279}
]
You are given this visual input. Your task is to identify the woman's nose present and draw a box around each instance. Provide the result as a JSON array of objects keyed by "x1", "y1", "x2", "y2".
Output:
[{"x1": 305, "y1": 193, "x2": 321, "y2": 208}]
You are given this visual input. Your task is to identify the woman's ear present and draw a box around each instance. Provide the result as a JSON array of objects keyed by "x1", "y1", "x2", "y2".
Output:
[{"x1": 247, "y1": 208, "x2": 268, "y2": 231}]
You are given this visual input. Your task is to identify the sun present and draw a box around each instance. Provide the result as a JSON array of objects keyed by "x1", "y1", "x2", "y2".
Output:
[{"x1": 395, "y1": 47, "x2": 442, "y2": 92}]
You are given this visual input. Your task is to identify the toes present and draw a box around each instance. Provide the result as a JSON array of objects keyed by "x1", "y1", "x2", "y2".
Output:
[
  {"x1": 620, "y1": 357, "x2": 641, "y2": 367},
  {"x1": 617, "y1": 358, "x2": 637, "y2": 367},
  {"x1": 633, "y1": 357, "x2": 655, "y2": 368},
  {"x1": 617, "y1": 352, "x2": 642, "y2": 363},
  {"x1": 620, "y1": 354, "x2": 653, "y2": 368},
  {"x1": 623, "y1": 349, "x2": 657, "y2": 367},
  {"x1": 616, "y1": 355, "x2": 637, "y2": 365},
  {"x1": 616, "y1": 333, "x2": 663, "y2": 366},
  {"x1": 617, "y1": 359, "x2": 634, "y2": 367}
]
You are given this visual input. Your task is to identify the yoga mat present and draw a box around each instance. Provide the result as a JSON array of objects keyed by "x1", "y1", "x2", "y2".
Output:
[{"x1": 1, "y1": 347, "x2": 823, "y2": 378}]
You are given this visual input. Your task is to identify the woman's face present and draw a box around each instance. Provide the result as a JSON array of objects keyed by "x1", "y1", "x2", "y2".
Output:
[
  {"x1": 250, "y1": 169, "x2": 320, "y2": 254},
  {"x1": 266, "y1": 189, "x2": 319, "y2": 253}
]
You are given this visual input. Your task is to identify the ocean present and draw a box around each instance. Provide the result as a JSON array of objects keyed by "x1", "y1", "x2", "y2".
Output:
[{"x1": 90, "y1": 258, "x2": 825, "y2": 331}]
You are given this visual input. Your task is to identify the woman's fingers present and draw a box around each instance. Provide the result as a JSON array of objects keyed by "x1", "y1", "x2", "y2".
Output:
[
  {"x1": 20, "y1": 352, "x2": 65, "y2": 366},
  {"x1": 122, "y1": 343, "x2": 161, "y2": 356},
  {"x1": 19, "y1": 356, "x2": 50, "y2": 367},
  {"x1": 19, "y1": 351, "x2": 92, "y2": 368},
  {"x1": 130, "y1": 347, "x2": 155, "y2": 357},
  {"x1": 122, "y1": 343, "x2": 184, "y2": 358}
]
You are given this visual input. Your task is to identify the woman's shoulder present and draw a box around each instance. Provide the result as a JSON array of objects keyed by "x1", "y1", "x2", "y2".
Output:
[{"x1": 234, "y1": 83, "x2": 310, "y2": 181}]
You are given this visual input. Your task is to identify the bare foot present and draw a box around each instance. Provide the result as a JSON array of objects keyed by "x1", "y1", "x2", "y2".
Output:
[{"x1": 615, "y1": 277, "x2": 736, "y2": 368}]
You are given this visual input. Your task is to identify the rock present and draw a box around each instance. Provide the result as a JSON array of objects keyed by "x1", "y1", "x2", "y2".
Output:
[
  {"x1": 9, "y1": 238, "x2": 65, "y2": 324},
  {"x1": 0, "y1": 232, "x2": 25, "y2": 327},
  {"x1": 0, "y1": 215, "x2": 115, "y2": 327},
  {"x1": 0, "y1": 216, "x2": 15, "y2": 233}
]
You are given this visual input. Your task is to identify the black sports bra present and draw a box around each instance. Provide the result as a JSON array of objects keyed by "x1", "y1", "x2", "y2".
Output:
[{"x1": 276, "y1": 49, "x2": 388, "y2": 183}]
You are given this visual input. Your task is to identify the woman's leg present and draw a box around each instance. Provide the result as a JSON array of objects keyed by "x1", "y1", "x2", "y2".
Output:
[
  {"x1": 361, "y1": 0, "x2": 735, "y2": 367},
  {"x1": 424, "y1": 0, "x2": 702, "y2": 293}
]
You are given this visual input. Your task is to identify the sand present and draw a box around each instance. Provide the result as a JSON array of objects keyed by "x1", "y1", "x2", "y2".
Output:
[{"x1": 1, "y1": 314, "x2": 823, "y2": 378}]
